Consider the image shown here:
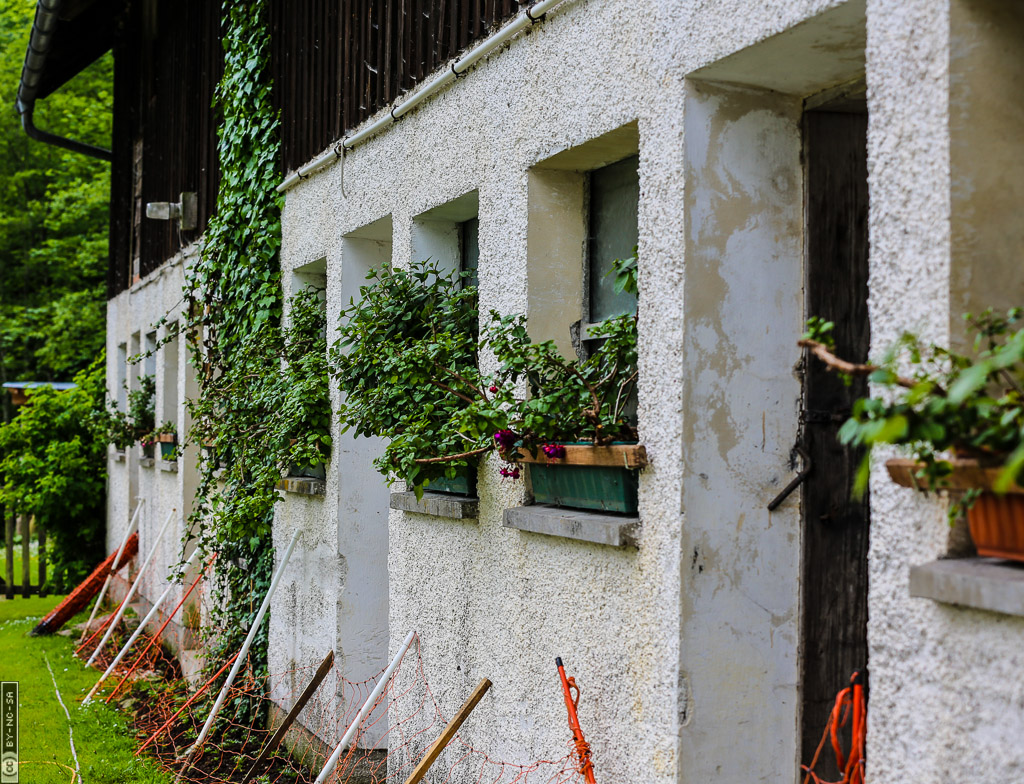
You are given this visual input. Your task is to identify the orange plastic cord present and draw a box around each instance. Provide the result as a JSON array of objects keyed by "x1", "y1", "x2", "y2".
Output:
[
  {"x1": 105, "y1": 556, "x2": 213, "y2": 703},
  {"x1": 802, "y1": 670, "x2": 867, "y2": 784},
  {"x1": 556, "y1": 657, "x2": 597, "y2": 784},
  {"x1": 134, "y1": 652, "x2": 239, "y2": 756}
]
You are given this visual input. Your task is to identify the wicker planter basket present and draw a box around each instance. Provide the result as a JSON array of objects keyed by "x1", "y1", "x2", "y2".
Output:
[{"x1": 886, "y1": 458, "x2": 1024, "y2": 562}]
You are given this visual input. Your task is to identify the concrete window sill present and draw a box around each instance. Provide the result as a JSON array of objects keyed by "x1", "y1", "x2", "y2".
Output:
[
  {"x1": 503, "y1": 504, "x2": 640, "y2": 548},
  {"x1": 910, "y1": 557, "x2": 1024, "y2": 617},
  {"x1": 276, "y1": 476, "x2": 326, "y2": 496},
  {"x1": 159, "y1": 460, "x2": 179, "y2": 473},
  {"x1": 140, "y1": 457, "x2": 155, "y2": 468},
  {"x1": 389, "y1": 491, "x2": 478, "y2": 520}
]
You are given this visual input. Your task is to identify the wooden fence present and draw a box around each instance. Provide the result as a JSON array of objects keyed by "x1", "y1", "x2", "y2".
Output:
[{"x1": 2, "y1": 512, "x2": 48, "y2": 599}]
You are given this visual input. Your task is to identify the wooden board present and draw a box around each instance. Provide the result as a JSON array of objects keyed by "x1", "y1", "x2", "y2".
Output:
[
  {"x1": 31, "y1": 532, "x2": 139, "y2": 636},
  {"x1": 404, "y1": 679, "x2": 492, "y2": 784},
  {"x1": 21, "y1": 515, "x2": 29, "y2": 600},
  {"x1": 885, "y1": 458, "x2": 1024, "y2": 494},
  {"x1": 4, "y1": 511, "x2": 13, "y2": 600},
  {"x1": 242, "y1": 650, "x2": 335, "y2": 782},
  {"x1": 800, "y1": 108, "x2": 870, "y2": 781},
  {"x1": 514, "y1": 444, "x2": 647, "y2": 470}
]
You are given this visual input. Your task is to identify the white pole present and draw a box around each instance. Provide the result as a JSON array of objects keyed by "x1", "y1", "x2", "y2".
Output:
[
  {"x1": 79, "y1": 499, "x2": 144, "y2": 644},
  {"x1": 313, "y1": 630, "x2": 417, "y2": 784},
  {"x1": 176, "y1": 529, "x2": 300, "y2": 773},
  {"x1": 86, "y1": 507, "x2": 176, "y2": 667},
  {"x1": 83, "y1": 547, "x2": 200, "y2": 704}
]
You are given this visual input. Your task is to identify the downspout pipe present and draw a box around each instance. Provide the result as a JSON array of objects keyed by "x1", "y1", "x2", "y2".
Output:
[
  {"x1": 16, "y1": 0, "x2": 113, "y2": 162},
  {"x1": 277, "y1": 0, "x2": 568, "y2": 192}
]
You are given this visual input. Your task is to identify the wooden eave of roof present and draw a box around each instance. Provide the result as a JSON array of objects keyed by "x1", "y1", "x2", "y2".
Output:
[{"x1": 34, "y1": 0, "x2": 122, "y2": 100}]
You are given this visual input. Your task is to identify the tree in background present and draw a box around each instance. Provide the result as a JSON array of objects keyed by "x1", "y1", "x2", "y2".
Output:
[
  {"x1": 0, "y1": 360, "x2": 107, "y2": 587},
  {"x1": 0, "y1": 0, "x2": 112, "y2": 586},
  {"x1": 0, "y1": 0, "x2": 112, "y2": 419}
]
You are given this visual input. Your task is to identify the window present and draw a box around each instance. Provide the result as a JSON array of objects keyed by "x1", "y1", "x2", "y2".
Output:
[
  {"x1": 162, "y1": 324, "x2": 179, "y2": 425},
  {"x1": 460, "y1": 216, "x2": 480, "y2": 289},
  {"x1": 411, "y1": 192, "x2": 479, "y2": 289},
  {"x1": 586, "y1": 154, "x2": 639, "y2": 330},
  {"x1": 526, "y1": 121, "x2": 639, "y2": 357},
  {"x1": 116, "y1": 343, "x2": 128, "y2": 410},
  {"x1": 144, "y1": 331, "x2": 158, "y2": 379}
]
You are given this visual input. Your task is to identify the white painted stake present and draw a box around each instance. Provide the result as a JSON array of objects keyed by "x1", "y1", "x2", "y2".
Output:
[
  {"x1": 177, "y1": 529, "x2": 301, "y2": 774},
  {"x1": 313, "y1": 630, "x2": 417, "y2": 784},
  {"x1": 86, "y1": 507, "x2": 176, "y2": 667},
  {"x1": 83, "y1": 547, "x2": 200, "y2": 704},
  {"x1": 79, "y1": 499, "x2": 144, "y2": 644}
]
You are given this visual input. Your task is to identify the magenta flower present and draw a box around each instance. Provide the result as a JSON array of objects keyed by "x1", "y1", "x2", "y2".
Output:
[
  {"x1": 493, "y1": 429, "x2": 516, "y2": 450},
  {"x1": 541, "y1": 443, "x2": 566, "y2": 459}
]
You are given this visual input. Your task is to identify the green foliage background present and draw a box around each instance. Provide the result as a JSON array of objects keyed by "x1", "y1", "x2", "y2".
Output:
[
  {"x1": 0, "y1": 361, "x2": 107, "y2": 586},
  {"x1": 0, "y1": 0, "x2": 111, "y2": 409},
  {"x1": 0, "y1": 1, "x2": 112, "y2": 587}
]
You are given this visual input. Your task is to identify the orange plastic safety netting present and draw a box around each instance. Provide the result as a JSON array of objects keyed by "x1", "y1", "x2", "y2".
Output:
[{"x1": 77, "y1": 628, "x2": 587, "y2": 784}]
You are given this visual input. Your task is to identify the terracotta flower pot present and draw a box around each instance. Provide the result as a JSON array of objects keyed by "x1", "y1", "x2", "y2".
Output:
[
  {"x1": 887, "y1": 458, "x2": 1024, "y2": 562},
  {"x1": 965, "y1": 494, "x2": 1024, "y2": 561}
]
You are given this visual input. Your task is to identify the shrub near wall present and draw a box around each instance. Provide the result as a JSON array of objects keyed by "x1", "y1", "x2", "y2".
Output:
[
  {"x1": 0, "y1": 360, "x2": 107, "y2": 588},
  {"x1": 178, "y1": 0, "x2": 329, "y2": 718},
  {"x1": 332, "y1": 255, "x2": 640, "y2": 494}
]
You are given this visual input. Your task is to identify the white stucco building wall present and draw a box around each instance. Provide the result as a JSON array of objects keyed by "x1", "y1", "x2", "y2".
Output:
[
  {"x1": 105, "y1": 248, "x2": 201, "y2": 653},
  {"x1": 103, "y1": 0, "x2": 1024, "y2": 781}
]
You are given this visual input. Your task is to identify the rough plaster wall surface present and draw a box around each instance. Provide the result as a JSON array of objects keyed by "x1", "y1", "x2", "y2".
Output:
[
  {"x1": 276, "y1": 0, "x2": 685, "y2": 777},
  {"x1": 270, "y1": 176, "x2": 345, "y2": 736},
  {"x1": 679, "y1": 82, "x2": 805, "y2": 781},
  {"x1": 273, "y1": 0, "x2": 861, "y2": 781},
  {"x1": 866, "y1": 1, "x2": 1024, "y2": 782},
  {"x1": 105, "y1": 250, "x2": 195, "y2": 636}
]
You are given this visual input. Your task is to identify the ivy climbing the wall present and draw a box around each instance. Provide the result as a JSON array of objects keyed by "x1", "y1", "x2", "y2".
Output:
[{"x1": 179, "y1": 0, "x2": 329, "y2": 728}]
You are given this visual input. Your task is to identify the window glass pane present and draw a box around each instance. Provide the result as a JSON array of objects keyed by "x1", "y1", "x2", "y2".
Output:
[
  {"x1": 461, "y1": 216, "x2": 479, "y2": 289},
  {"x1": 589, "y1": 154, "x2": 639, "y2": 323}
]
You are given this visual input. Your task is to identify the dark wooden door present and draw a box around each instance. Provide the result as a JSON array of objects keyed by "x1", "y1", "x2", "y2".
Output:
[{"x1": 800, "y1": 108, "x2": 870, "y2": 778}]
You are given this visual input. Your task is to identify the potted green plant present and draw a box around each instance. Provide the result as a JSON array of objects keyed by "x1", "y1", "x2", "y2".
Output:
[
  {"x1": 287, "y1": 437, "x2": 328, "y2": 481},
  {"x1": 105, "y1": 375, "x2": 156, "y2": 454},
  {"x1": 332, "y1": 256, "x2": 644, "y2": 512},
  {"x1": 150, "y1": 423, "x2": 177, "y2": 461},
  {"x1": 801, "y1": 310, "x2": 1024, "y2": 561},
  {"x1": 332, "y1": 260, "x2": 483, "y2": 499}
]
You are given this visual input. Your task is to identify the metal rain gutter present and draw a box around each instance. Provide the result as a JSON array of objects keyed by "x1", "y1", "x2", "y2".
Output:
[
  {"x1": 16, "y1": 0, "x2": 113, "y2": 162},
  {"x1": 277, "y1": 0, "x2": 568, "y2": 193}
]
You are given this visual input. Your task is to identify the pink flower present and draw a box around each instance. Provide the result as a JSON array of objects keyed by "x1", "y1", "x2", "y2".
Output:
[
  {"x1": 541, "y1": 443, "x2": 566, "y2": 459},
  {"x1": 493, "y1": 429, "x2": 516, "y2": 450}
]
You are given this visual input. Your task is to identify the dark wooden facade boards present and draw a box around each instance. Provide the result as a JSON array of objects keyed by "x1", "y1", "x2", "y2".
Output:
[
  {"x1": 268, "y1": 0, "x2": 520, "y2": 173},
  {"x1": 800, "y1": 108, "x2": 870, "y2": 779},
  {"x1": 108, "y1": 0, "x2": 221, "y2": 297},
  {"x1": 109, "y1": 0, "x2": 522, "y2": 296}
]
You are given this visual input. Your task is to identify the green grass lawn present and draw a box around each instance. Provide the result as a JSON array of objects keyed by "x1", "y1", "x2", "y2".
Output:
[{"x1": 0, "y1": 596, "x2": 173, "y2": 784}]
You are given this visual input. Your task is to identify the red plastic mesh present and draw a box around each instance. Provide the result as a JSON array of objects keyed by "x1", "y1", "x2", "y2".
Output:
[{"x1": 78, "y1": 630, "x2": 586, "y2": 784}]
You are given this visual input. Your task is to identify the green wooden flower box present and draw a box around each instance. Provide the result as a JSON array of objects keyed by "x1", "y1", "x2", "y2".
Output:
[
  {"x1": 530, "y1": 463, "x2": 638, "y2": 513},
  {"x1": 521, "y1": 443, "x2": 646, "y2": 514},
  {"x1": 289, "y1": 460, "x2": 327, "y2": 481},
  {"x1": 157, "y1": 433, "x2": 177, "y2": 461},
  {"x1": 424, "y1": 470, "x2": 477, "y2": 497}
]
